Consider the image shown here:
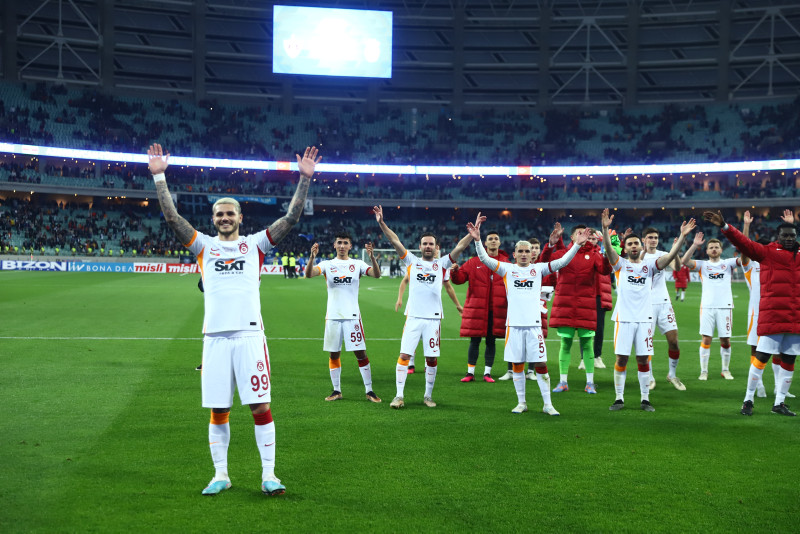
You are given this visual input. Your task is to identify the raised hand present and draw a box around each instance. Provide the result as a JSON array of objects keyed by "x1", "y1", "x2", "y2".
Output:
[
  {"x1": 622, "y1": 227, "x2": 633, "y2": 239},
  {"x1": 703, "y1": 210, "x2": 725, "y2": 227},
  {"x1": 296, "y1": 146, "x2": 322, "y2": 178},
  {"x1": 466, "y1": 221, "x2": 481, "y2": 241},
  {"x1": 147, "y1": 143, "x2": 169, "y2": 175},
  {"x1": 680, "y1": 218, "x2": 697, "y2": 236},
  {"x1": 781, "y1": 209, "x2": 795, "y2": 225},
  {"x1": 474, "y1": 212, "x2": 486, "y2": 229},
  {"x1": 693, "y1": 231, "x2": 705, "y2": 247},
  {"x1": 310, "y1": 242, "x2": 319, "y2": 257},
  {"x1": 373, "y1": 205, "x2": 384, "y2": 224},
  {"x1": 549, "y1": 222, "x2": 563, "y2": 245},
  {"x1": 365, "y1": 242, "x2": 374, "y2": 258},
  {"x1": 573, "y1": 227, "x2": 591, "y2": 246},
  {"x1": 601, "y1": 208, "x2": 614, "y2": 229},
  {"x1": 743, "y1": 211, "x2": 753, "y2": 225}
]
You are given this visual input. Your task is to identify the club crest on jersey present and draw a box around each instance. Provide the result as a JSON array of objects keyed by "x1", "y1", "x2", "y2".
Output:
[
  {"x1": 642, "y1": 266, "x2": 648, "y2": 273},
  {"x1": 239, "y1": 242, "x2": 249, "y2": 254},
  {"x1": 354, "y1": 324, "x2": 360, "y2": 331},
  {"x1": 257, "y1": 361, "x2": 265, "y2": 372},
  {"x1": 433, "y1": 263, "x2": 439, "y2": 271},
  {"x1": 529, "y1": 268, "x2": 536, "y2": 276},
  {"x1": 349, "y1": 264, "x2": 355, "y2": 272}
]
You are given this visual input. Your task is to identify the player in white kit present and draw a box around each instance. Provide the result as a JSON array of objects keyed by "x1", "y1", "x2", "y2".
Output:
[
  {"x1": 148, "y1": 143, "x2": 320, "y2": 497},
  {"x1": 305, "y1": 232, "x2": 382, "y2": 403},
  {"x1": 642, "y1": 227, "x2": 686, "y2": 391},
  {"x1": 468, "y1": 218, "x2": 590, "y2": 415},
  {"x1": 601, "y1": 209, "x2": 695, "y2": 412},
  {"x1": 681, "y1": 234, "x2": 739, "y2": 380},
  {"x1": 374, "y1": 205, "x2": 475, "y2": 409},
  {"x1": 395, "y1": 245, "x2": 462, "y2": 374}
]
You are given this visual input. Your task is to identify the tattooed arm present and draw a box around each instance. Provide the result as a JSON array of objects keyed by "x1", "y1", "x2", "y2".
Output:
[
  {"x1": 268, "y1": 146, "x2": 321, "y2": 244},
  {"x1": 148, "y1": 143, "x2": 196, "y2": 245}
]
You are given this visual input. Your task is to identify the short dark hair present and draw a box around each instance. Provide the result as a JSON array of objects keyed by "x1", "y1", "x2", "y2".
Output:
[
  {"x1": 624, "y1": 233, "x2": 641, "y2": 246},
  {"x1": 571, "y1": 224, "x2": 587, "y2": 235},
  {"x1": 420, "y1": 232, "x2": 438, "y2": 245},
  {"x1": 485, "y1": 230, "x2": 500, "y2": 239},
  {"x1": 529, "y1": 238, "x2": 541, "y2": 246},
  {"x1": 334, "y1": 231, "x2": 352, "y2": 243},
  {"x1": 642, "y1": 227, "x2": 659, "y2": 238},
  {"x1": 777, "y1": 222, "x2": 797, "y2": 234}
]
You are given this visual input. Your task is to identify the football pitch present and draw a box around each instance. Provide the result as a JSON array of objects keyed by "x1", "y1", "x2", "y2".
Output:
[{"x1": 2, "y1": 271, "x2": 798, "y2": 532}]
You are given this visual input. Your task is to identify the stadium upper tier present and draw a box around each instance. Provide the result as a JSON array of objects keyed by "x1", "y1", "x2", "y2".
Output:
[{"x1": 1, "y1": 81, "x2": 798, "y2": 167}]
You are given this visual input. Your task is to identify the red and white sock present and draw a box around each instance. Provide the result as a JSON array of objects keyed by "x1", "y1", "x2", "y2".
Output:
[
  {"x1": 395, "y1": 357, "x2": 409, "y2": 397},
  {"x1": 424, "y1": 360, "x2": 438, "y2": 398},
  {"x1": 357, "y1": 357, "x2": 372, "y2": 393},
  {"x1": 253, "y1": 410, "x2": 276, "y2": 481}
]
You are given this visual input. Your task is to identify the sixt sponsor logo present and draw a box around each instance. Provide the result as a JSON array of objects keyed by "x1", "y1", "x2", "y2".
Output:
[
  {"x1": 627, "y1": 275, "x2": 647, "y2": 285},
  {"x1": 708, "y1": 273, "x2": 725, "y2": 280},
  {"x1": 333, "y1": 276, "x2": 353, "y2": 284},
  {"x1": 416, "y1": 273, "x2": 437, "y2": 284},
  {"x1": 215, "y1": 259, "x2": 245, "y2": 272},
  {"x1": 513, "y1": 279, "x2": 536, "y2": 288}
]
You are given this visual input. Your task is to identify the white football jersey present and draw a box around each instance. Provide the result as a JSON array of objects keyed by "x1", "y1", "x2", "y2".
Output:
[
  {"x1": 186, "y1": 229, "x2": 274, "y2": 334},
  {"x1": 493, "y1": 261, "x2": 553, "y2": 327},
  {"x1": 694, "y1": 258, "x2": 739, "y2": 308},
  {"x1": 741, "y1": 259, "x2": 761, "y2": 314},
  {"x1": 402, "y1": 250, "x2": 453, "y2": 319},
  {"x1": 642, "y1": 250, "x2": 670, "y2": 304},
  {"x1": 611, "y1": 257, "x2": 659, "y2": 323},
  {"x1": 314, "y1": 258, "x2": 372, "y2": 320}
]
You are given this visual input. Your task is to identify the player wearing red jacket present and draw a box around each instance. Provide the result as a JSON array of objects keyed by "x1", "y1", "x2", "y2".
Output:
[
  {"x1": 541, "y1": 223, "x2": 612, "y2": 394},
  {"x1": 705, "y1": 210, "x2": 800, "y2": 416},
  {"x1": 450, "y1": 230, "x2": 509, "y2": 382}
]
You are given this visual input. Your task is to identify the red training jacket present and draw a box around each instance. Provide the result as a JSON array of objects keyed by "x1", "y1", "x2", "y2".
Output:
[
  {"x1": 450, "y1": 249, "x2": 510, "y2": 337},
  {"x1": 722, "y1": 225, "x2": 800, "y2": 335}
]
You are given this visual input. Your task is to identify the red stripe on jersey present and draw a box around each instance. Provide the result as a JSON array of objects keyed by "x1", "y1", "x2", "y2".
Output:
[
  {"x1": 263, "y1": 337, "x2": 271, "y2": 377},
  {"x1": 265, "y1": 229, "x2": 276, "y2": 246}
]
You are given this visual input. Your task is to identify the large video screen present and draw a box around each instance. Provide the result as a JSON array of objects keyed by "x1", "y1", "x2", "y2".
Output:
[{"x1": 272, "y1": 5, "x2": 392, "y2": 78}]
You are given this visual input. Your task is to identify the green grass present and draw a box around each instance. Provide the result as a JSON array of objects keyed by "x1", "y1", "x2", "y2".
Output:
[{"x1": 2, "y1": 271, "x2": 799, "y2": 533}]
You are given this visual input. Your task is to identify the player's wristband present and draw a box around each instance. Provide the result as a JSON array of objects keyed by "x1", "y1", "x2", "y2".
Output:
[
  {"x1": 722, "y1": 223, "x2": 729, "y2": 231},
  {"x1": 152, "y1": 173, "x2": 166, "y2": 183}
]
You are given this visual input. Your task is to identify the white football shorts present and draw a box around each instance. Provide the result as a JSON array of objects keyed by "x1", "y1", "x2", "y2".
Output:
[
  {"x1": 323, "y1": 318, "x2": 367, "y2": 352},
  {"x1": 746, "y1": 308, "x2": 759, "y2": 347},
  {"x1": 201, "y1": 331, "x2": 272, "y2": 407},
  {"x1": 400, "y1": 317, "x2": 441, "y2": 358},
  {"x1": 699, "y1": 308, "x2": 733, "y2": 338},
  {"x1": 613, "y1": 321, "x2": 654, "y2": 357},
  {"x1": 756, "y1": 333, "x2": 800, "y2": 356},
  {"x1": 503, "y1": 326, "x2": 547, "y2": 363},
  {"x1": 651, "y1": 302, "x2": 677, "y2": 335}
]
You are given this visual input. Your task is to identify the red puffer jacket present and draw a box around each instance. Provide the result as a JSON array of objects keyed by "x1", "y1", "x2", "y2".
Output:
[
  {"x1": 723, "y1": 225, "x2": 800, "y2": 335},
  {"x1": 596, "y1": 260, "x2": 613, "y2": 311},
  {"x1": 542, "y1": 238, "x2": 612, "y2": 330},
  {"x1": 673, "y1": 265, "x2": 690, "y2": 288},
  {"x1": 450, "y1": 249, "x2": 509, "y2": 337}
]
